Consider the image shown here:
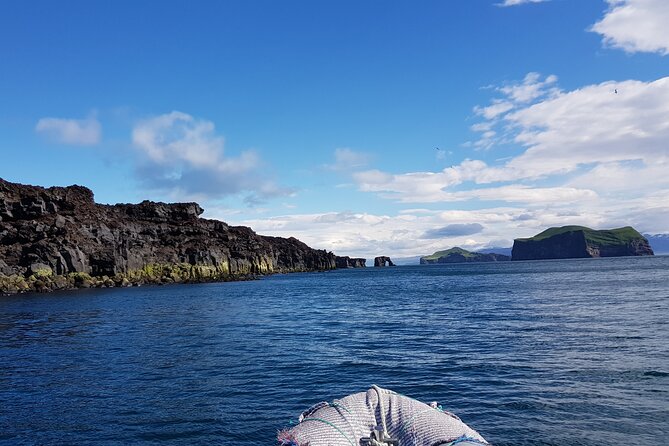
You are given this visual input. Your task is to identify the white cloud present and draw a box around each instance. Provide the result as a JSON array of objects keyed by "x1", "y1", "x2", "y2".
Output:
[
  {"x1": 339, "y1": 73, "x2": 669, "y2": 242},
  {"x1": 504, "y1": 77, "x2": 669, "y2": 178},
  {"x1": 474, "y1": 100, "x2": 514, "y2": 120},
  {"x1": 472, "y1": 73, "x2": 561, "y2": 150},
  {"x1": 35, "y1": 114, "x2": 101, "y2": 145},
  {"x1": 499, "y1": 72, "x2": 559, "y2": 103},
  {"x1": 466, "y1": 75, "x2": 669, "y2": 181},
  {"x1": 591, "y1": 0, "x2": 669, "y2": 55},
  {"x1": 497, "y1": 0, "x2": 549, "y2": 7},
  {"x1": 353, "y1": 165, "x2": 598, "y2": 204},
  {"x1": 356, "y1": 75, "x2": 669, "y2": 205},
  {"x1": 219, "y1": 200, "x2": 641, "y2": 258},
  {"x1": 219, "y1": 209, "x2": 514, "y2": 258},
  {"x1": 132, "y1": 111, "x2": 292, "y2": 202},
  {"x1": 324, "y1": 148, "x2": 371, "y2": 171},
  {"x1": 568, "y1": 161, "x2": 669, "y2": 195},
  {"x1": 227, "y1": 192, "x2": 668, "y2": 258}
]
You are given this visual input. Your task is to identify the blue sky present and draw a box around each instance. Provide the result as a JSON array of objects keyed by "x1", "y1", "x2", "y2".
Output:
[{"x1": 2, "y1": 0, "x2": 668, "y2": 257}]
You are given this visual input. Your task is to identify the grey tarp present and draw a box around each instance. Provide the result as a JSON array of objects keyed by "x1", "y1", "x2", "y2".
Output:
[{"x1": 278, "y1": 386, "x2": 489, "y2": 446}]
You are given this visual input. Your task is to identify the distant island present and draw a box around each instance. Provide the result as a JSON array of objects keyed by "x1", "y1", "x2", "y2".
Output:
[
  {"x1": 420, "y1": 247, "x2": 510, "y2": 264},
  {"x1": 512, "y1": 225, "x2": 654, "y2": 260},
  {"x1": 0, "y1": 179, "x2": 366, "y2": 294}
]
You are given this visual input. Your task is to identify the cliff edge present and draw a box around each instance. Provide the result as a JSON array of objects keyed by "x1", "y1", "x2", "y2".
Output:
[
  {"x1": 0, "y1": 179, "x2": 347, "y2": 294},
  {"x1": 511, "y1": 225, "x2": 654, "y2": 261}
]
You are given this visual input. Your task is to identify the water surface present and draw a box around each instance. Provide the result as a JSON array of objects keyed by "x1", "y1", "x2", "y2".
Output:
[{"x1": 1, "y1": 256, "x2": 668, "y2": 445}]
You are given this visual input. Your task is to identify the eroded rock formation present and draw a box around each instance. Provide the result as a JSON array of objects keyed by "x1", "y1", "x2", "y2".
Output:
[
  {"x1": 335, "y1": 256, "x2": 367, "y2": 268},
  {"x1": 0, "y1": 179, "x2": 347, "y2": 294},
  {"x1": 374, "y1": 256, "x2": 395, "y2": 267}
]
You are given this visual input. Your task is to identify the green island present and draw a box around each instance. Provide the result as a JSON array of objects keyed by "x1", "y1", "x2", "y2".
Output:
[
  {"x1": 420, "y1": 247, "x2": 510, "y2": 264},
  {"x1": 512, "y1": 225, "x2": 654, "y2": 260}
]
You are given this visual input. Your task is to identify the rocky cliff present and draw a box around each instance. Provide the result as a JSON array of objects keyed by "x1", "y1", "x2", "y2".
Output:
[
  {"x1": 374, "y1": 256, "x2": 395, "y2": 267},
  {"x1": 512, "y1": 225, "x2": 654, "y2": 261},
  {"x1": 0, "y1": 179, "x2": 350, "y2": 294},
  {"x1": 420, "y1": 247, "x2": 510, "y2": 264},
  {"x1": 335, "y1": 256, "x2": 367, "y2": 268}
]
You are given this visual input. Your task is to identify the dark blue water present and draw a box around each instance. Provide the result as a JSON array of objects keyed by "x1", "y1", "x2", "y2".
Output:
[{"x1": 1, "y1": 257, "x2": 668, "y2": 445}]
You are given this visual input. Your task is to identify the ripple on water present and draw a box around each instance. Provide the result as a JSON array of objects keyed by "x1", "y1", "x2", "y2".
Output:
[{"x1": 1, "y1": 256, "x2": 668, "y2": 445}]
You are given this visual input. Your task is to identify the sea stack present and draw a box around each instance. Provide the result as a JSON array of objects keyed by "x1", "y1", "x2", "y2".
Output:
[
  {"x1": 335, "y1": 256, "x2": 367, "y2": 268},
  {"x1": 374, "y1": 256, "x2": 395, "y2": 267}
]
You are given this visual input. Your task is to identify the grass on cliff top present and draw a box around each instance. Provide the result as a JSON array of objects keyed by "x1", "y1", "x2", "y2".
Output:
[
  {"x1": 422, "y1": 247, "x2": 475, "y2": 260},
  {"x1": 517, "y1": 225, "x2": 643, "y2": 246}
]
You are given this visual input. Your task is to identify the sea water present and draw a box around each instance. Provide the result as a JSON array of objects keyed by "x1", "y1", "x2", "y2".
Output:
[{"x1": 1, "y1": 256, "x2": 668, "y2": 445}]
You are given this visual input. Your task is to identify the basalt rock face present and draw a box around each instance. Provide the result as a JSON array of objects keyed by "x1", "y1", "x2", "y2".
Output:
[
  {"x1": 0, "y1": 179, "x2": 337, "y2": 293},
  {"x1": 335, "y1": 256, "x2": 367, "y2": 268},
  {"x1": 512, "y1": 225, "x2": 654, "y2": 261},
  {"x1": 374, "y1": 256, "x2": 395, "y2": 267}
]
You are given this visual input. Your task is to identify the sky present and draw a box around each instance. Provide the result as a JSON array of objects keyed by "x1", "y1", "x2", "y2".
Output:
[{"x1": 1, "y1": 0, "x2": 668, "y2": 258}]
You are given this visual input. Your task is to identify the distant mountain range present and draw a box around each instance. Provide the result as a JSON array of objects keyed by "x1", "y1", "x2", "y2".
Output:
[
  {"x1": 645, "y1": 234, "x2": 669, "y2": 254},
  {"x1": 477, "y1": 247, "x2": 512, "y2": 257}
]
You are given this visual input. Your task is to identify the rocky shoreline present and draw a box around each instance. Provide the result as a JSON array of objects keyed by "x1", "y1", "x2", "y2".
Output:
[{"x1": 0, "y1": 179, "x2": 365, "y2": 295}]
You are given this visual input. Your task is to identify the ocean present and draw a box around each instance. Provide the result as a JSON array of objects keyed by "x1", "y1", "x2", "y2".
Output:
[{"x1": 1, "y1": 256, "x2": 668, "y2": 445}]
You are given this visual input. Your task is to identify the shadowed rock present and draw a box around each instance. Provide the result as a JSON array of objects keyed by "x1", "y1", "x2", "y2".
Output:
[
  {"x1": 0, "y1": 178, "x2": 339, "y2": 294},
  {"x1": 374, "y1": 256, "x2": 395, "y2": 267},
  {"x1": 512, "y1": 225, "x2": 654, "y2": 261},
  {"x1": 335, "y1": 256, "x2": 367, "y2": 268}
]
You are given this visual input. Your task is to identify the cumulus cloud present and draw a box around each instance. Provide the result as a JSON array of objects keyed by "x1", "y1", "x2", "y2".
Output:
[
  {"x1": 503, "y1": 77, "x2": 669, "y2": 178},
  {"x1": 497, "y1": 0, "x2": 549, "y2": 6},
  {"x1": 591, "y1": 0, "x2": 669, "y2": 55},
  {"x1": 132, "y1": 111, "x2": 292, "y2": 203},
  {"x1": 467, "y1": 75, "x2": 669, "y2": 182},
  {"x1": 35, "y1": 114, "x2": 101, "y2": 145},
  {"x1": 358, "y1": 75, "x2": 669, "y2": 204},
  {"x1": 343, "y1": 73, "x2": 668, "y2": 238}
]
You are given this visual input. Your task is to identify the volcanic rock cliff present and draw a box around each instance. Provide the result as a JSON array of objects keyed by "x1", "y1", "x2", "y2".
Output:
[
  {"x1": 335, "y1": 256, "x2": 367, "y2": 268},
  {"x1": 512, "y1": 225, "x2": 654, "y2": 261},
  {"x1": 374, "y1": 256, "x2": 395, "y2": 267},
  {"x1": 0, "y1": 179, "x2": 352, "y2": 294}
]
